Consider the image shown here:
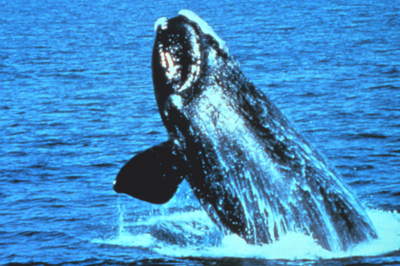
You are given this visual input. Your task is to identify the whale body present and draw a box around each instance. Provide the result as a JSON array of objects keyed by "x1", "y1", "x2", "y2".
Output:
[{"x1": 113, "y1": 10, "x2": 377, "y2": 251}]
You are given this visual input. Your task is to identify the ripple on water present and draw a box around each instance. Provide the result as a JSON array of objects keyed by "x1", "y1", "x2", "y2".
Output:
[{"x1": 1, "y1": 0, "x2": 400, "y2": 265}]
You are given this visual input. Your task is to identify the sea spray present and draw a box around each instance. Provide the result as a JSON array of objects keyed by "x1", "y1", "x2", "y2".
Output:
[{"x1": 96, "y1": 207, "x2": 400, "y2": 260}]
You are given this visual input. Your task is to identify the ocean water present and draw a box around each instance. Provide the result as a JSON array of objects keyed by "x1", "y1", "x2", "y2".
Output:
[{"x1": 1, "y1": 0, "x2": 400, "y2": 265}]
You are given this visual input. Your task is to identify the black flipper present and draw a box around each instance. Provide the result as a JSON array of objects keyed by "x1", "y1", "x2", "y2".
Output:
[{"x1": 113, "y1": 140, "x2": 186, "y2": 204}]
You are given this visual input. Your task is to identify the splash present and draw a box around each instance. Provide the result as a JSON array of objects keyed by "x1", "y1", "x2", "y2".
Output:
[
  {"x1": 98, "y1": 205, "x2": 400, "y2": 260},
  {"x1": 155, "y1": 209, "x2": 400, "y2": 260},
  {"x1": 93, "y1": 199, "x2": 157, "y2": 248}
]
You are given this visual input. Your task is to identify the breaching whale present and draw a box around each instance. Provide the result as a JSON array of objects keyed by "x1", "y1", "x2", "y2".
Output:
[{"x1": 113, "y1": 10, "x2": 377, "y2": 251}]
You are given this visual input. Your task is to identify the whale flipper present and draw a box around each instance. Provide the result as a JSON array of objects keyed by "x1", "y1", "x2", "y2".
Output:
[{"x1": 114, "y1": 140, "x2": 186, "y2": 204}]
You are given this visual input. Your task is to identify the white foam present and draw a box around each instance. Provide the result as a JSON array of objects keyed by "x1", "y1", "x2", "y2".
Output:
[
  {"x1": 98, "y1": 207, "x2": 400, "y2": 260},
  {"x1": 178, "y1": 10, "x2": 229, "y2": 54},
  {"x1": 99, "y1": 189, "x2": 400, "y2": 260},
  {"x1": 152, "y1": 209, "x2": 400, "y2": 260},
  {"x1": 140, "y1": 209, "x2": 216, "y2": 226},
  {"x1": 154, "y1": 231, "x2": 330, "y2": 260},
  {"x1": 348, "y1": 209, "x2": 400, "y2": 257},
  {"x1": 94, "y1": 232, "x2": 156, "y2": 247}
]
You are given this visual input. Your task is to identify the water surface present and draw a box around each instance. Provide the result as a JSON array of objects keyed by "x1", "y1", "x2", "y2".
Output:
[{"x1": 1, "y1": 0, "x2": 400, "y2": 265}]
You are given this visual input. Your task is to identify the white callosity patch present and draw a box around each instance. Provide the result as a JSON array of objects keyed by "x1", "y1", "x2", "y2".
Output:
[
  {"x1": 163, "y1": 52, "x2": 180, "y2": 80},
  {"x1": 154, "y1": 17, "x2": 168, "y2": 31},
  {"x1": 169, "y1": 94, "x2": 184, "y2": 110},
  {"x1": 177, "y1": 25, "x2": 201, "y2": 93},
  {"x1": 179, "y1": 9, "x2": 229, "y2": 54},
  {"x1": 158, "y1": 42, "x2": 182, "y2": 85}
]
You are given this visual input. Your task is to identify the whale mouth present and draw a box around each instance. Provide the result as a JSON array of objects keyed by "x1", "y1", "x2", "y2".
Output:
[{"x1": 153, "y1": 15, "x2": 201, "y2": 93}]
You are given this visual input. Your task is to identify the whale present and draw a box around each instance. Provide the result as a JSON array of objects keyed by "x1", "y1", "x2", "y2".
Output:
[{"x1": 113, "y1": 10, "x2": 377, "y2": 251}]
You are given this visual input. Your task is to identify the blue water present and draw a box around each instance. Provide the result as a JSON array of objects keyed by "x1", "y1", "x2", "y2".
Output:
[{"x1": 1, "y1": 0, "x2": 400, "y2": 265}]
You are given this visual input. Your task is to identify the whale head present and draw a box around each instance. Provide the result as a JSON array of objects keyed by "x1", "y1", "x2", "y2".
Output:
[
  {"x1": 152, "y1": 13, "x2": 202, "y2": 119},
  {"x1": 152, "y1": 11, "x2": 231, "y2": 126}
]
